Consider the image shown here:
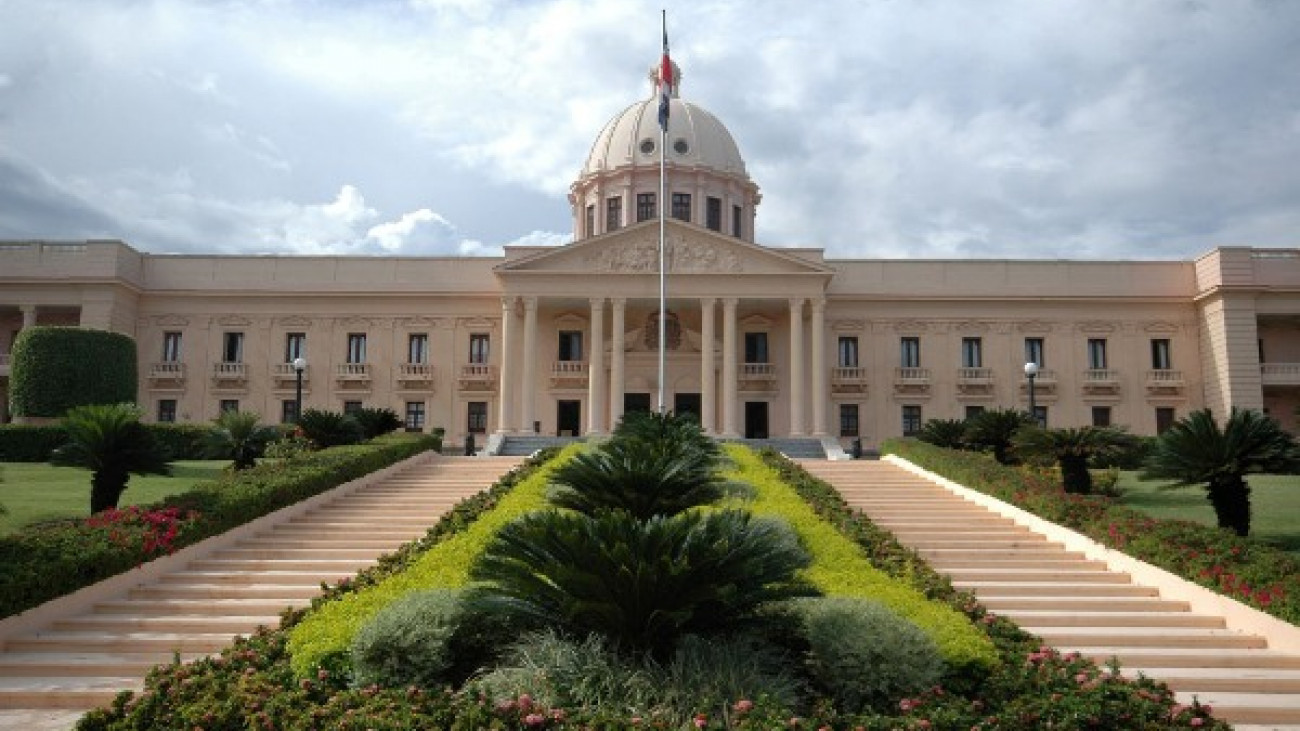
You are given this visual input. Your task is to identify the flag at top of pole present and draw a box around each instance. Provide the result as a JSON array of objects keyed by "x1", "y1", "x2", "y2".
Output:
[{"x1": 658, "y1": 11, "x2": 672, "y2": 133}]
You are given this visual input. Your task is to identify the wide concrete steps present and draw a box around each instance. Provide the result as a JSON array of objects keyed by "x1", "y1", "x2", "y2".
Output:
[
  {"x1": 800, "y1": 459, "x2": 1300, "y2": 729},
  {"x1": 0, "y1": 455, "x2": 523, "y2": 723}
]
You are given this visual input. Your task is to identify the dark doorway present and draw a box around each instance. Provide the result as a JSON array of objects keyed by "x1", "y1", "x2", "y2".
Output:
[
  {"x1": 744, "y1": 401, "x2": 769, "y2": 439},
  {"x1": 557, "y1": 400, "x2": 581, "y2": 436},
  {"x1": 674, "y1": 393, "x2": 701, "y2": 421},
  {"x1": 624, "y1": 393, "x2": 652, "y2": 415}
]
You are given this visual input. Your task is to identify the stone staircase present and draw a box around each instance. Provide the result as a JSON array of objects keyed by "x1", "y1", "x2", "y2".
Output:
[
  {"x1": 725, "y1": 437, "x2": 827, "y2": 459},
  {"x1": 0, "y1": 455, "x2": 523, "y2": 729},
  {"x1": 495, "y1": 435, "x2": 585, "y2": 456},
  {"x1": 799, "y1": 458, "x2": 1300, "y2": 731}
]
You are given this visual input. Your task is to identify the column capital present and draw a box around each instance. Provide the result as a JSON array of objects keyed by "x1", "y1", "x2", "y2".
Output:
[
  {"x1": 501, "y1": 296, "x2": 517, "y2": 311},
  {"x1": 810, "y1": 298, "x2": 826, "y2": 313},
  {"x1": 721, "y1": 297, "x2": 739, "y2": 309},
  {"x1": 699, "y1": 296, "x2": 717, "y2": 308},
  {"x1": 523, "y1": 296, "x2": 539, "y2": 311},
  {"x1": 589, "y1": 297, "x2": 606, "y2": 311},
  {"x1": 611, "y1": 297, "x2": 627, "y2": 308},
  {"x1": 788, "y1": 297, "x2": 805, "y2": 311}
]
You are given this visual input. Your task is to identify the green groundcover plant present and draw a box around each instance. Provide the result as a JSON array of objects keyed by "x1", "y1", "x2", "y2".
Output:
[{"x1": 886, "y1": 437, "x2": 1300, "y2": 625}]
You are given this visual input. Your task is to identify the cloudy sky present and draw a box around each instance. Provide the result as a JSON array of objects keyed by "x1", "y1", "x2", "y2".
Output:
[{"x1": 1, "y1": 0, "x2": 1297, "y2": 260}]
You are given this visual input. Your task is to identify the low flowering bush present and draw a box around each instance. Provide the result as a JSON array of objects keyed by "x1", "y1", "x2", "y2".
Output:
[{"x1": 84, "y1": 505, "x2": 200, "y2": 564}]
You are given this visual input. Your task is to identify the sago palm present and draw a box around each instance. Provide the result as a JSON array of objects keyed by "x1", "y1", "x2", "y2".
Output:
[
  {"x1": 204, "y1": 409, "x2": 280, "y2": 470},
  {"x1": 1141, "y1": 408, "x2": 1300, "y2": 536},
  {"x1": 916, "y1": 418, "x2": 968, "y2": 450},
  {"x1": 548, "y1": 436, "x2": 735, "y2": 519},
  {"x1": 50, "y1": 403, "x2": 172, "y2": 513},
  {"x1": 1012, "y1": 425, "x2": 1138, "y2": 494},
  {"x1": 964, "y1": 408, "x2": 1034, "y2": 464}
]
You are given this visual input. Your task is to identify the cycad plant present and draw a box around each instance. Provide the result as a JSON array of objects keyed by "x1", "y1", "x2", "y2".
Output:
[
  {"x1": 50, "y1": 403, "x2": 172, "y2": 513},
  {"x1": 964, "y1": 408, "x2": 1034, "y2": 464},
  {"x1": 203, "y1": 410, "x2": 280, "y2": 470},
  {"x1": 1012, "y1": 425, "x2": 1139, "y2": 494},
  {"x1": 916, "y1": 418, "x2": 968, "y2": 450},
  {"x1": 1142, "y1": 408, "x2": 1300, "y2": 536}
]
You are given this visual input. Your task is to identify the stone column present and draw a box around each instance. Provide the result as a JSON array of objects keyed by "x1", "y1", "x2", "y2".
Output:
[
  {"x1": 587, "y1": 298, "x2": 606, "y2": 434},
  {"x1": 811, "y1": 298, "x2": 828, "y2": 436},
  {"x1": 20, "y1": 305, "x2": 37, "y2": 329},
  {"x1": 722, "y1": 297, "x2": 739, "y2": 437},
  {"x1": 497, "y1": 297, "x2": 517, "y2": 433},
  {"x1": 521, "y1": 297, "x2": 538, "y2": 433},
  {"x1": 610, "y1": 298, "x2": 626, "y2": 428},
  {"x1": 789, "y1": 298, "x2": 805, "y2": 436},
  {"x1": 700, "y1": 297, "x2": 717, "y2": 434}
]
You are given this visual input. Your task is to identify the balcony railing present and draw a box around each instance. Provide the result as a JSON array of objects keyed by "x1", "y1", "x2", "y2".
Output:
[
  {"x1": 893, "y1": 367, "x2": 931, "y2": 394},
  {"x1": 1081, "y1": 368, "x2": 1121, "y2": 395},
  {"x1": 335, "y1": 363, "x2": 371, "y2": 380},
  {"x1": 831, "y1": 366, "x2": 868, "y2": 394},
  {"x1": 459, "y1": 363, "x2": 498, "y2": 391},
  {"x1": 270, "y1": 362, "x2": 310, "y2": 383},
  {"x1": 1145, "y1": 369, "x2": 1184, "y2": 393},
  {"x1": 1262, "y1": 363, "x2": 1300, "y2": 386},
  {"x1": 957, "y1": 367, "x2": 993, "y2": 383},
  {"x1": 551, "y1": 360, "x2": 588, "y2": 387},
  {"x1": 211, "y1": 362, "x2": 247, "y2": 381},
  {"x1": 398, "y1": 362, "x2": 435, "y2": 379},
  {"x1": 740, "y1": 363, "x2": 776, "y2": 379},
  {"x1": 149, "y1": 362, "x2": 186, "y2": 381}
]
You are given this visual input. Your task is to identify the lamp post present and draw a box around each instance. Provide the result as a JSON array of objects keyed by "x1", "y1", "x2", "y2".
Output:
[
  {"x1": 292, "y1": 357, "x2": 306, "y2": 423},
  {"x1": 1023, "y1": 361, "x2": 1039, "y2": 426}
]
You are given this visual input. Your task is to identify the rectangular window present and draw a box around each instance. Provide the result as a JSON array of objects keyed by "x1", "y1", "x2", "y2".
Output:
[
  {"x1": 636, "y1": 193, "x2": 656, "y2": 222},
  {"x1": 405, "y1": 401, "x2": 426, "y2": 431},
  {"x1": 219, "y1": 399, "x2": 240, "y2": 414},
  {"x1": 900, "y1": 337, "x2": 920, "y2": 368},
  {"x1": 961, "y1": 337, "x2": 983, "y2": 368},
  {"x1": 744, "y1": 332, "x2": 769, "y2": 363},
  {"x1": 965, "y1": 405, "x2": 985, "y2": 420},
  {"x1": 1156, "y1": 407, "x2": 1177, "y2": 435},
  {"x1": 1033, "y1": 405, "x2": 1048, "y2": 428},
  {"x1": 837, "y1": 336, "x2": 859, "y2": 368},
  {"x1": 469, "y1": 333, "x2": 490, "y2": 364},
  {"x1": 408, "y1": 333, "x2": 429, "y2": 364},
  {"x1": 467, "y1": 401, "x2": 488, "y2": 433},
  {"x1": 558, "y1": 330, "x2": 583, "y2": 361},
  {"x1": 1087, "y1": 338, "x2": 1108, "y2": 369},
  {"x1": 1024, "y1": 337, "x2": 1045, "y2": 367},
  {"x1": 1259, "y1": 338, "x2": 1266, "y2": 364},
  {"x1": 343, "y1": 401, "x2": 363, "y2": 415},
  {"x1": 585, "y1": 204, "x2": 595, "y2": 238},
  {"x1": 1151, "y1": 338, "x2": 1172, "y2": 370},
  {"x1": 671, "y1": 192, "x2": 691, "y2": 222},
  {"x1": 706, "y1": 197, "x2": 722, "y2": 231},
  {"x1": 157, "y1": 399, "x2": 177, "y2": 423},
  {"x1": 281, "y1": 399, "x2": 299, "y2": 424},
  {"x1": 1092, "y1": 406, "x2": 1112, "y2": 427},
  {"x1": 346, "y1": 333, "x2": 367, "y2": 364},
  {"x1": 605, "y1": 196, "x2": 622, "y2": 231},
  {"x1": 732, "y1": 204, "x2": 742, "y2": 238},
  {"x1": 162, "y1": 332, "x2": 182, "y2": 362},
  {"x1": 285, "y1": 332, "x2": 306, "y2": 362},
  {"x1": 839, "y1": 404, "x2": 860, "y2": 437},
  {"x1": 902, "y1": 405, "x2": 923, "y2": 436},
  {"x1": 222, "y1": 332, "x2": 244, "y2": 363}
]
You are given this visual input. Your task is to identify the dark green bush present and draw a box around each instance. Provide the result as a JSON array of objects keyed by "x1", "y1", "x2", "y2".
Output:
[
  {"x1": 297, "y1": 408, "x2": 365, "y2": 448},
  {"x1": 0, "y1": 424, "x2": 70, "y2": 461},
  {"x1": 9, "y1": 327, "x2": 137, "y2": 418},
  {"x1": 353, "y1": 407, "x2": 402, "y2": 439},
  {"x1": 144, "y1": 424, "x2": 215, "y2": 460},
  {"x1": 797, "y1": 596, "x2": 945, "y2": 713},
  {"x1": 916, "y1": 418, "x2": 967, "y2": 449},
  {"x1": 351, "y1": 588, "x2": 465, "y2": 688}
]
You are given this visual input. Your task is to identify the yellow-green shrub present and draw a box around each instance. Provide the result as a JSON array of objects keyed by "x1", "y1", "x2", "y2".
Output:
[
  {"x1": 722, "y1": 445, "x2": 998, "y2": 674},
  {"x1": 287, "y1": 444, "x2": 582, "y2": 676}
]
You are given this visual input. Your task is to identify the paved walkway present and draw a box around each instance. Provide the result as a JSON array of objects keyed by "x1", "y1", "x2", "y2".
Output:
[
  {"x1": 0, "y1": 455, "x2": 523, "y2": 729},
  {"x1": 799, "y1": 458, "x2": 1300, "y2": 731}
]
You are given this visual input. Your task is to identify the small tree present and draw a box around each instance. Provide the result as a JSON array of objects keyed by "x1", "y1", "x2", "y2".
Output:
[
  {"x1": 203, "y1": 410, "x2": 279, "y2": 470},
  {"x1": 964, "y1": 408, "x2": 1033, "y2": 465},
  {"x1": 10, "y1": 327, "x2": 137, "y2": 418},
  {"x1": 50, "y1": 403, "x2": 172, "y2": 513},
  {"x1": 916, "y1": 418, "x2": 968, "y2": 450},
  {"x1": 1141, "y1": 408, "x2": 1300, "y2": 536},
  {"x1": 1012, "y1": 425, "x2": 1139, "y2": 494}
]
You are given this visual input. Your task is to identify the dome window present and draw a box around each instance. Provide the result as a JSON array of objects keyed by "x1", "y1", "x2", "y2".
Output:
[
  {"x1": 639, "y1": 138, "x2": 656, "y2": 155},
  {"x1": 673, "y1": 138, "x2": 690, "y2": 155}
]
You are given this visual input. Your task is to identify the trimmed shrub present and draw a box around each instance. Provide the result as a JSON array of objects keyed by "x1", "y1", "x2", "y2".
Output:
[
  {"x1": 797, "y1": 596, "x2": 945, "y2": 714},
  {"x1": 10, "y1": 327, "x2": 136, "y2": 417},
  {"x1": 917, "y1": 418, "x2": 967, "y2": 449},
  {"x1": 145, "y1": 423, "x2": 218, "y2": 460},
  {"x1": 0, "y1": 424, "x2": 69, "y2": 461},
  {"x1": 297, "y1": 409, "x2": 364, "y2": 448},
  {"x1": 352, "y1": 408, "x2": 402, "y2": 440},
  {"x1": 351, "y1": 588, "x2": 464, "y2": 688}
]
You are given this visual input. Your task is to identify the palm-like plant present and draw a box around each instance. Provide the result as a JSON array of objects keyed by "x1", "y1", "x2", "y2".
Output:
[
  {"x1": 1012, "y1": 425, "x2": 1139, "y2": 494},
  {"x1": 964, "y1": 408, "x2": 1034, "y2": 464},
  {"x1": 203, "y1": 410, "x2": 280, "y2": 470},
  {"x1": 916, "y1": 418, "x2": 968, "y2": 450},
  {"x1": 548, "y1": 436, "x2": 734, "y2": 519},
  {"x1": 613, "y1": 410, "x2": 721, "y2": 459},
  {"x1": 468, "y1": 508, "x2": 815, "y2": 658},
  {"x1": 1141, "y1": 408, "x2": 1300, "y2": 536},
  {"x1": 50, "y1": 403, "x2": 172, "y2": 513}
]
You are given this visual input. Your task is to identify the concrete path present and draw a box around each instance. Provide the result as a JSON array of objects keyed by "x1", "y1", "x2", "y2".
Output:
[
  {"x1": 0, "y1": 455, "x2": 523, "y2": 729},
  {"x1": 799, "y1": 458, "x2": 1300, "y2": 731}
]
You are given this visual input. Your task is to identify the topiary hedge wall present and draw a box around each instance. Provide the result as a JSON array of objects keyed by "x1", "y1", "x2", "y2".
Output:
[
  {"x1": 0, "y1": 423, "x2": 215, "y2": 462},
  {"x1": 9, "y1": 327, "x2": 138, "y2": 418}
]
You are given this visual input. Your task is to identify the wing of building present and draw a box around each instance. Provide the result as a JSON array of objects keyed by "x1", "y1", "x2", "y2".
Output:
[{"x1": 3, "y1": 60, "x2": 1299, "y2": 447}]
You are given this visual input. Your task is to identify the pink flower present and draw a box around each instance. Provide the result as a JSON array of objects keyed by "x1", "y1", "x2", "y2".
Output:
[
  {"x1": 523, "y1": 713, "x2": 545, "y2": 726},
  {"x1": 733, "y1": 699, "x2": 755, "y2": 713},
  {"x1": 694, "y1": 715, "x2": 707, "y2": 729},
  {"x1": 517, "y1": 694, "x2": 533, "y2": 711},
  {"x1": 1190, "y1": 719, "x2": 1204, "y2": 727}
]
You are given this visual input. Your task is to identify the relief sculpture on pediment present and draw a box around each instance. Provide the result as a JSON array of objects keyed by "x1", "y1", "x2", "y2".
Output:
[{"x1": 584, "y1": 236, "x2": 743, "y2": 273}]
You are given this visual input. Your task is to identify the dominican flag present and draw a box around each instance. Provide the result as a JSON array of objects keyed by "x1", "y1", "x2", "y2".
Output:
[{"x1": 658, "y1": 15, "x2": 672, "y2": 133}]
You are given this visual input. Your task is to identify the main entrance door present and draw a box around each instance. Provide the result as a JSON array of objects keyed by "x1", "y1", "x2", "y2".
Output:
[
  {"x1": 557, "y1": 400, "x2": 581, "y2": 436},
  {"x1": 673, "y1": 392, "x2": 701, "y2": 421},
  {"x1": 624, "y1": 393, "x2": 652, "y2": 415},
  {"x1": 744, "y1": 401, "x2": 769, "y2": 439}
]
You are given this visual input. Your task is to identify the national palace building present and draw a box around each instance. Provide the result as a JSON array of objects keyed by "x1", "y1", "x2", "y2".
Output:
[{"x1": 2, "y1": 61, "x2": 1299, "y2": 452}]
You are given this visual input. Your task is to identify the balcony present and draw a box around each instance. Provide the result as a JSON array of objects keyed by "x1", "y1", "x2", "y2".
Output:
[
  {"x1": 1081, "y1": 368, "x2": 1121, "y2": 396},
  {"x1": 551, "y1": 360, "x2": 588, "y2": 389},
  {"x1": 211, "y1": 362, "x2": 248, "y2": 390},
  {"x1": 956, "y1": 367, "x2": 995, "y2": 397},
  {"x1": 893, "y1": 367, "x2": 931, "y2": 395},
  {"x1": 270, "y1": 362, "x2": 309, "y2": 386},
  {"x1": 1145, "y1": 369, "x2": 1185, "y2": 396},
  {"x1": 1262, "y1": 363, "x2": 1300, "y2": 386},
  {"x1": 335, "y1": 363, "x2": 371, "y2": 391},
  {"x1": 148, "y1": 362, "x2": 186, "y2": 388},
  {"x1": 830, "y1": 366, "x2": 868, "y2": 395},
  {"x1": 739, "y1": 362, "x2": 777, "y2": 391},
  {"x1": 459, "y1": 363, "x2": 498, "y2": 391},
  {"x1": 396, "y1": 363, "x2": 436, "y2": 390},
  {"x1": 1018, "y1": 368, "x2": 1058, "y2": 396}
]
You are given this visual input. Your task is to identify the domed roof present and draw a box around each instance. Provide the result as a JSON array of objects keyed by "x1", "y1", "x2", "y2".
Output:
[{"x1": 580, "y1": 61, "x2": 748, "y2": 178}]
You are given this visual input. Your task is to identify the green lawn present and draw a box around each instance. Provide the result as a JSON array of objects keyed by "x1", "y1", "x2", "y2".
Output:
[
  {"x1": 0, "y1": 461, "x2": 230, "y2": 536},
  {"x1": 1117, "y1": 471, "x2": 1300, "y2": 555}
]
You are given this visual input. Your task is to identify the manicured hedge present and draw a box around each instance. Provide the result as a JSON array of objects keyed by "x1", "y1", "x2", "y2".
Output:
[
  {"x1": 0, "y1": 432, "x2": 439, "y2": 619},
  {"x1": 9, "y1": 327, "x2": 137, "y2": 417},
  {"x1": 885, "y1": 437, "x2": 1300, "y2": 626},
  {"x1": 0, "y1": 423, "x2": 217, "y2": 462}
]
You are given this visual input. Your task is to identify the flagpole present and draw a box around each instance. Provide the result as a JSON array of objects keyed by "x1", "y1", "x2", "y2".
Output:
[{"x1": 657, "y1": 9, "x2": 668, "y2": 414}]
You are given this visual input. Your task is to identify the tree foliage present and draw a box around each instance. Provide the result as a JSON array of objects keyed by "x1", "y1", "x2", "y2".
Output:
[
  {"x1": 203, "y1": 410, "x2": 280, "y2": 470},
  {"x1": 49, "y1": 403, "x2": 172, "y2": 513},
  {"x1": 10, "y1": 327, "x2": 137, "y2": 418},
  {"x1": 963, "y1": 408, "x2": 1033, "y2": 465},
  {"x1": 917, "y1": 418, "x2": 968, "y2": 450},
  {"x1": 1012, "y1": 425, "x2": 1139, "y2": 494}
]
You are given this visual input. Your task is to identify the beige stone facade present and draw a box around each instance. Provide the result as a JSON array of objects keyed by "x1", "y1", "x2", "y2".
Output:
[{"x1": 2, "y1": 64, "x2": 1299, "y2": 447}]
